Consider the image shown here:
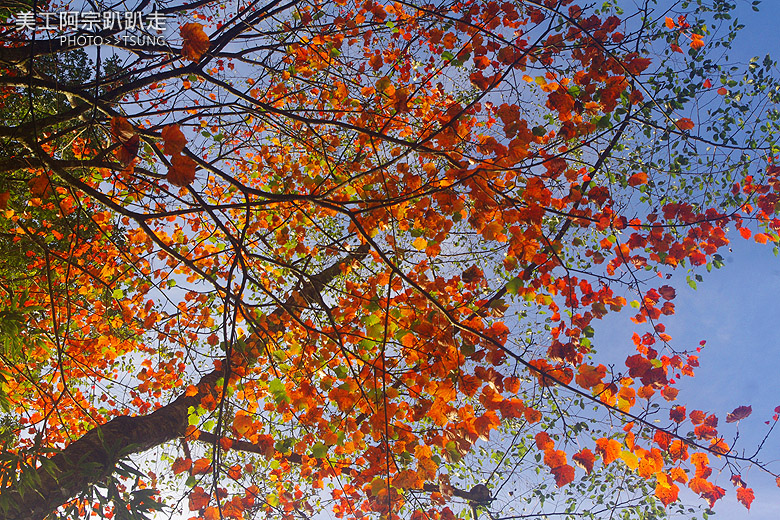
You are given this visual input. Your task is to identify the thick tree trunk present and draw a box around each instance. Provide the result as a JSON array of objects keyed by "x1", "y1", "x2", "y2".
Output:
[
  {"x1": 5, "y1": 370, "x2": 222, "y2": 520},
  {"x1": 5, "y1": 246, "x2": 368, "y2": 520}
]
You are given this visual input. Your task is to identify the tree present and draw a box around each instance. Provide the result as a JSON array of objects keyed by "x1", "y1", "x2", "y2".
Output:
[{"x1": 1, "y1": 0, "x2": 779, "y2": 519}]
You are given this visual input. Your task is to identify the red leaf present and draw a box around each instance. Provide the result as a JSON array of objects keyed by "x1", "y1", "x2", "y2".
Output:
[
  {"x1": 111, "y1": 116, "x2": 139, "y2": 165},
  {"x1": 572, "y1": 449, "x2": 595, "y2": 474},
  {"x1": 551, "y1": 464, "x2": 575, "y2": 487},
  {"x1": 658, "y1": 285, "x2": 676, "y2": 300},
  {"x1": 670, "y1": 406, "x2": 686, "y2": 423},
  {"x1": 189, "y1": 486, "x2": 210, "y2": 511},
  {"x1": 725, "y1": 405, "x2": 752, "y2": 423}
]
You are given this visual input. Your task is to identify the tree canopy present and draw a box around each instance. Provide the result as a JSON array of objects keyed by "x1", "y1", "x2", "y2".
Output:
[{"x1": 1, "y1": 0, "x2": 779, "y2": 519}]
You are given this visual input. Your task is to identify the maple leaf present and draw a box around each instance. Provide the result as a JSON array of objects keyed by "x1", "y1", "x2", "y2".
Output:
[
  {"x1": 575, "y1": 364, "x2": 605, "y2": 389},
  {"x1": 162, "y1": 125, "x2": 188, "y2": 155},
  {"x1": 192, "y1": 457, "x2": 212, "y2": 475},
  {"x1": 167, "y1": 154, "x2": 197, "y2": 187},
  {"x1": 658, "y1": 285, "x2": 676, "y2": 300},
  {"x1": 725, "y1": 405, "x2": 752, "y2": 423},
  {"x1": 181, "y1": 23, "x2": 210, "y2": 61},
  {"x1": 690, "y1": 34, "x2": 705, "y2": 49}
]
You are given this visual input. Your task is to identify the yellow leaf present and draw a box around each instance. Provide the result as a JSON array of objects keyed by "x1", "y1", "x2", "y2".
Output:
[{"x1": 412, "y1": 236, "x2": 427, "y2": 250}]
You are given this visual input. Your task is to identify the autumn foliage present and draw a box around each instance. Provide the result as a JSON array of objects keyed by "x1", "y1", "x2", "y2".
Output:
[{"x1": 0, "y1": 1, "x2": 779, "y2": 520}]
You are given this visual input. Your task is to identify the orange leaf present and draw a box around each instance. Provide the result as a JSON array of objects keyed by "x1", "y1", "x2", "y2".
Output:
[
  {"x1": 670, "y1": 467, "x2": 688, "y2": 483},
  {"x1": 544, "y1": 449, "x2": 566, "y2": 469},
  {"x1": 572, "y1": 449, "x2": 595, "y2": 474},
  {"x1": 28, "y1": 175, "x2": 52, "y2": 198},
  {"x1": 481, "y1": 221, "x2": 505, "y2": 241},
  {"x1": 168, "y1": 154, "x2": 197, "y2": 187},
  {"x1": 524, "y1": 407, "x2": 542, "y2": 424},
  {"x1": 725, "y1": 405, "x2": 751, "y2": 423},
  {"x1": 192, "y1": 457, "x2": 212, "y2": 475},
  {"x1": 0, "y1": 191, "x2": 10, "y2": 210},
  {"x1": 576, "y1": 364, "x2": 605, "y2": 389},
  {"x1": 664, "y1": 17, "x2": 675, "y2": 29},
  {"x1": 189, "y1": 486, "x2": 210, "y2": 510},
  {"x1": 162, "y1": 125, "x2": 188, "y2": 155},
  {"x1": 661, "y1": 386, "x2": 679, "y2": 401},
  {"x1": 185, "y1": 385, "x2": 198, "y2": 396},
  {"x1": 595, "y1": 437, "x2": 621, "y2": 465},
  {"x1": 668, "y1": 440, "x2": 689, "y2": 461},
  {"x1": 234, "y1": 414, "x2": 254, "y2": 436},
  {"x1": 655, "y1": 473, "x2": 679, "y2": 506},
  {"x1": 628, "y1": 171, "x2": 648, "y2": 187},
  {"x1": 754, "y1": 233, "x2": 769, "y2": 244},
  {"x1": 181, "y1": 23, "x2": 210, "y2": 61},
  {"x1": 739, "y1": 227, "x2": 752, "y2": 239},
  {"x1": 228, "y1": 464, "x2": 242, "y2": 480},
  {"x1": 675, "y1": 118, "x2": 695, "y2": 131},
  {"x1": 736, "y1": 487, "x2": 754, "y2": 510},
  {"x1": 172, "y1": 457, "x2": 192, "y2": 475},
  {"x1": 535, "y1": 432, "x2": 554, "y2": 451}
]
